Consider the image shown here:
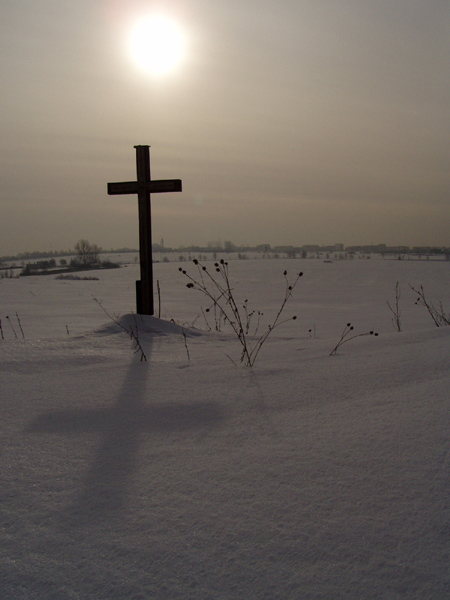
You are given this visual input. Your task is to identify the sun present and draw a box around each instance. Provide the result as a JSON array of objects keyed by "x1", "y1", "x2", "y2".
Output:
[{"x1": 128, "y1": 15, "x2": 186, "y2": 76}]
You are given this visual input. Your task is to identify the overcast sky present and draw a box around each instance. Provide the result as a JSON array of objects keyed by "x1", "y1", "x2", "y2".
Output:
[{"x1": 1, "y1": 0, "x2": 449, "y2": 254}]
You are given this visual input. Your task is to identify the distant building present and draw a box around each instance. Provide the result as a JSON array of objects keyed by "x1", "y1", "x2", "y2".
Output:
[
  {"x1": 346, "y1": 244, "x2": 387, "y2": 254},
  {"x1": 301, "y1": 245, "x2": 321, "y2": 253}
]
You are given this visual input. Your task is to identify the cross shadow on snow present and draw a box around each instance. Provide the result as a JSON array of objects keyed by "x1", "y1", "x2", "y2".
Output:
[{"x1": 25, "y1": 315, "x2": 224, "y2": 527}]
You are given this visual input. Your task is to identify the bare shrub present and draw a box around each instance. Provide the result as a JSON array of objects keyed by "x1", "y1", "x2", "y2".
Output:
[{"x1": 180, "y1": 259, "x2": 302, "y2": 366}]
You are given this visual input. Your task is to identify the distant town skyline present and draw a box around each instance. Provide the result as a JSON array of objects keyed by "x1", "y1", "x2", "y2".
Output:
[
  {"x1": 1, "y1": 1, "x2": 449, "y2": 255},
  {"x1": 2, "y1": 240, "x2": 449, "y2": 263}
]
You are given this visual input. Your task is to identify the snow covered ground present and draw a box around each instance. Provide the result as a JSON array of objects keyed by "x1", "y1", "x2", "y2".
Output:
[{"x1": 1, "y1": 258, "x2": 449, "y2": 599}]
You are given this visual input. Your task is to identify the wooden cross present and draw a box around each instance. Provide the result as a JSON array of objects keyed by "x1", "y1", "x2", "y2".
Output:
[{"x1": 107, "y1": 145, "x2": 182, "y2": 315}]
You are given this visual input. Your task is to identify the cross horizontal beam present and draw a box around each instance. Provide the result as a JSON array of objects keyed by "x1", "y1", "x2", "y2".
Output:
[{"x1": 107, "y1": 179, "x2": 182, "y2": 196}]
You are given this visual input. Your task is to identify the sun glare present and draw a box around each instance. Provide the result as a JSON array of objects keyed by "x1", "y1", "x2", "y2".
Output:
[{"x1": 128, "y1": 15, "x2": 186, "y2": 76}]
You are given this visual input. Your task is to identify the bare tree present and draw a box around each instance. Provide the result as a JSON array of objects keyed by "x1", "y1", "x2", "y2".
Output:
[{"x1": 74, "y1": 239, "x2": 101, "y2": 266}]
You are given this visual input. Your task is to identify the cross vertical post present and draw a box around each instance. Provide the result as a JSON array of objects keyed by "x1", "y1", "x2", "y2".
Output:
[
  {"x1": 135, "y1": 145, "x2": 153, "y2": 315},
  {"x1": 107, "y1": 145, "x2": 182, "y2": 316}
]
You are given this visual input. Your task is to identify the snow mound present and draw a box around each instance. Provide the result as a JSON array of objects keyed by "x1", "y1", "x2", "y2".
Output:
[{"x1": 96, "y1": 314, "x2": 202, "y2": 338}]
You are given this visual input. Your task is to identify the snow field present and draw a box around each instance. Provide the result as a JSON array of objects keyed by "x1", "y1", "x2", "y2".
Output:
[{"x1": 1, "y1": 258, "x2": 449, "y2": 599}]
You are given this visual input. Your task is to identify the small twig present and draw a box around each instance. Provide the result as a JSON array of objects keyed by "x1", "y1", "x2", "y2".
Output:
[
  {"x1": 6, "y1": 316, "x2": 18, "y2": 339},
  {"x1": 16, "y1": 312, "x2": 25, "y2": 338},
  {"x1": 387, "y1": 281, "x2": 402, "y2": 332},
  {"x1": 200, "y1": 307, "x2": 212, "y2": 331},
  {"x1": 181, "y1": 328, "x2": 190, "y2": 361},
  {"x1": 410, "y1": 284, "x2": 450, "y2": 327},
  {"x1": 254, "y1": 311, "x2": 263, "y2": 336},
  {"x1": 225, "y1": 354, "x2": 238, "y2": 367},
  {"x1": 130, "y1": 313, "x2": 147, "y2": 362},
  {"x1": 66, "y1": 325, "x2": 70, "y2": 335},
  {"x1": 0, "y1": 318, "x2": 4, "y2": 339},
  {"x1": 93, "y1": 296, "x2": 147, "y2": 361}
]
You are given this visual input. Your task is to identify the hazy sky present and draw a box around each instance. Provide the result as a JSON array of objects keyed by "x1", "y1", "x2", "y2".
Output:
[{"x1": 1, "y1": 0, "x2": 449, "y2": 254}]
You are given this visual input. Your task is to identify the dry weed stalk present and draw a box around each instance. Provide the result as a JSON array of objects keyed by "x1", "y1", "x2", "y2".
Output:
[
  {"x1": 93, "y1": 296, "x2": 147, "y2": 362},
  {"x1": 387, "y1": 281, "x2": 402, "y2": 332},
  {"x1": 16, "y1": 312, "x2": 25, "y2": 338},
  {"x1": 180, "y1": 259, "x2": 302, "y2": 366},
  {"x1": 181, "y1": 327, "x2": 190, "y2": 361},
  {"x1": 5, "y1": 316, "x2": 17, "y2": 338},
  {"x1": 330, "y1": 322, "x2": 378, "y2": 355},
  {"x1": 410, "y1": 284, "x2": 450, "y2": 327},
  {"x1": 0, "y1": 313, "x2": 25, "y2": 340}
]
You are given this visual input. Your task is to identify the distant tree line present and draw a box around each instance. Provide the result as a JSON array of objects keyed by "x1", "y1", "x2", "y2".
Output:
[
  {"x1": 19, "y1": 240, "x2": 119, "y2": 276},
  {"x1": 2, "y1": 241, "x2": 450, "y2": 265}
]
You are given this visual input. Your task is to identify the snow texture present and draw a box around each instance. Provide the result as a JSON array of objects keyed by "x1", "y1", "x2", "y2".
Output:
[{"x1": 1, "y1": 258, "x2": 449, "y2": 599}]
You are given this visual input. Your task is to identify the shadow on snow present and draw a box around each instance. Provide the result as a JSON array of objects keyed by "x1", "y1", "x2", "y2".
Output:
[{"x1": 25, "y1": 326, "x2": 224, "y2": 527}]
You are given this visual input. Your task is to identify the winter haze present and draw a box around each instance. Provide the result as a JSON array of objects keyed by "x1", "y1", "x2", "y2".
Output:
[{"x1": 1, "y1": 0, "x2": 449, "y2": 255}]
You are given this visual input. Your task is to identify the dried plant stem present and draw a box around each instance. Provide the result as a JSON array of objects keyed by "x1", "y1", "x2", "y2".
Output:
[
  {"x1": 93, "y1": 296, "x2": 147, "y2": 362},
  {"x1": 180, "y1": 260, "x2": 302, "y2": 366},
  {"x1": 248, "y1": 271, "x2": 301, "y2": 366},
  {"x1": 410, "y1": 284, "x2": 450, "y2": 327},
  {"x1": 387, "y1": 281, "x2": 402, "y2": 332},
  {"x1": 330, "y1": 323, "x2": 378, "y2": 355},
  {"x1": 6, "y1": 316, "x2": 18, "y2": 339},
  {"x1": 16, "y1": 312, "x2": 25, "y2": 338},
  {"x1": 181, "y1": 328, "x2": 190, "y2": 361}
]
